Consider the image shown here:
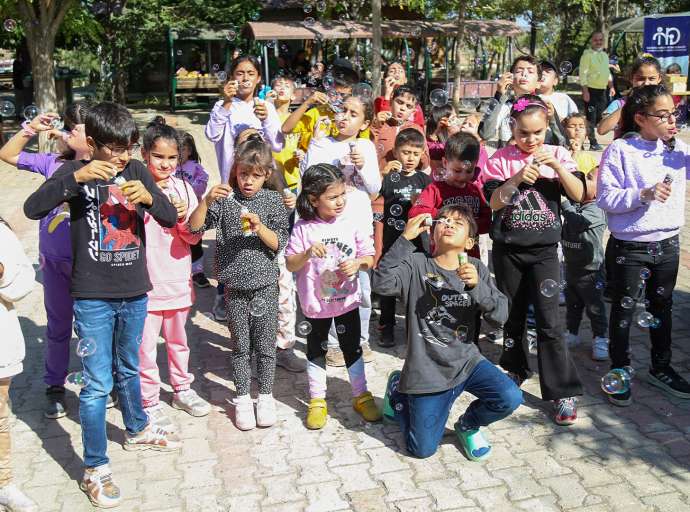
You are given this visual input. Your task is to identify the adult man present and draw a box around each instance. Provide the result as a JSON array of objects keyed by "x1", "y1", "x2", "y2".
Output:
[{"x1": 579, "y1": 32, "x2": 615, "y2": 150}]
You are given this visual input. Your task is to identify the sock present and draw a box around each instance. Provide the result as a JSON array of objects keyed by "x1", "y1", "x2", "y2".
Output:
[
  {"x1": 307, "y1": 358, "x2": 327, "y2": 399},
  {"x1": 347, "y1": 356, "x2": 367, "y2": 397}
]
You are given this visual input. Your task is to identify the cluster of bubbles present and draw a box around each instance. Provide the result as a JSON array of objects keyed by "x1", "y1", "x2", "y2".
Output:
[
  {"x1": 386, "y1": 203, "x2": 406, "y2": 231},
  {"x1": 65, "y1": 337, "x2": 97, "y2": 388},
  {"x1": 601, "y1": 366, "x2": 634, "y2": 394}
]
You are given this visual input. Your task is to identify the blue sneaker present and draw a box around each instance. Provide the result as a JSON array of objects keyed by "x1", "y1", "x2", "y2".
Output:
[
  {"x1": 455, "y1": 419, "x2": 492, "y2": 461},
  {"x1": 382, "y1": 370, "x2": 402, "y2": 423}
]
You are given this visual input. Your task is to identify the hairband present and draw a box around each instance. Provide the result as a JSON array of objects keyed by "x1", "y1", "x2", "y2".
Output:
[{"x1": 512, "y1": 97, "x2": 547, "y2": 113}]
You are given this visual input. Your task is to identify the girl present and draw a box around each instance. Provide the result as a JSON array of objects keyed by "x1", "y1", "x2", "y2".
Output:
[
  {"x1": 139, "y1": 118, "x2": 211, "y2": 432},
  {"x1": 285, "y1": 164, "x2": 379, "y2": 429},
  {"x1": 482, "y1": 95, "x2": 585, "y2": 426},
  {"x1": 0, "y1": 102, "x2": 96, "y2": 420},
  {"x1": 426, "y1": 104, "x2": 461, "y2": 172},
  {"x1": 205, "y1": 55, "x2": 284, "y2": 321},
  {"x1": 0, "y1": 218, "x2": 38, "y2": 511},
  {"x1": 303, "y1": 95, "x2": 380, "y2": 366},
  {"x1": 597, "y1": 84, "x2": 689, "y2": 406},
  {"x1": 597, "y1": 55, "x2": 662, "y2": 138},
  {"x1": 175, "y1": 132, "x2": 210, "y2": 288},
  {"x1": 189, "y1": 138, "x2": 289, "y2": 431}
]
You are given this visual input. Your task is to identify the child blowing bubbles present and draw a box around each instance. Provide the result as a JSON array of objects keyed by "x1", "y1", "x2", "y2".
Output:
[
  {"x1": 373, "y1": 207, "x2": 519, "y2": 461},
  {"x1": 189, "y1": 138, "x2": 289, "y2": 431},
  {"x1": 285, "y1": 164, "x2": 380, "y2": 430},
  {"x1": 482, "y1": 95, "x2": 585, "y2": 426}
]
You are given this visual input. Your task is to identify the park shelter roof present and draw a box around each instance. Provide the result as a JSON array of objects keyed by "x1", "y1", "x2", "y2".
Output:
[
  {"x1": 610, "y1": 11, "x2": 690, "y2": 33},
  {"x1": 242, "y1": 19, "x2": 523, "y2": 41}
]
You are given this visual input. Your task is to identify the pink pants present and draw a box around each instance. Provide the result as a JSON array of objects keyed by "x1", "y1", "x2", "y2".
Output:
[
  {"x1": 139, "y1": 308, "x2": 194, "y2": 407},
  {"x1": 277, "y1": 252, "x2": 296, "y2": 350}
]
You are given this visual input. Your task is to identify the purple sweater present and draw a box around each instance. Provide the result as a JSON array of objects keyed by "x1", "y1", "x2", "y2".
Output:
[
  {"x1": 17, "y1": 152, "x2": 72, "y2": 261},
  {"x1": 597, "y1": 137, "x2": 689, "y2": 242}
]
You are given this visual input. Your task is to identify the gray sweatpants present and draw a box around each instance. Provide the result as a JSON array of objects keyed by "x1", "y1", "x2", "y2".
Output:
[{"x1": 564, "y1": 268, "x2": 608, "y2": 338}]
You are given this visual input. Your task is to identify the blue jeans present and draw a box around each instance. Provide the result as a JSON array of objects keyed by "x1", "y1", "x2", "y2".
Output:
[
  {"x1": 391, "y1": 359, "x2": 522, "y2": 458},
  {"x1": 73, "y1": 295, "x2": 149, "y2": 468}
]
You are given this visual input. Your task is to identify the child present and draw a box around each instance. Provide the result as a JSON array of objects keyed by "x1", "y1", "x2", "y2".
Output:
[
  {"x1": 459, "y1": 113, "x2": 490, "y2": 180},
  {"x1": 271, "y1": 76, "x2": 303, "y2": 193},
  {"x1": 373, "y1": 207, "x2": 520, "y2": 460},
  {"x1": 597, "y1": 55, "x2": 662, "y2": 139},
  {"x1": 426, "y1": 104, "x2": 461, "y2": 173},
  {"x1": 189, "y1": 137, "x2": 290, "y2": 430},
  {"x1": 285, "y1": 164, "x2": 379, "y2": 429},
  {"x1": 597, "y1": 84, "x2": 689, "y2": 406},
  {"x1": 376, "y1": 129, "x2": 432, "y2": 347},
  {"x1": 374, "y1": 61, "x2": 425, "y2": 128},
  {"x1": 23, "y1": 102, "x2": 180, "y2": 508},
  {"x1": 0, "y1": 218, "x2": 38, "y2": 512},
  {"x1": 560, "y1": 117, "x2": 608, "y2": 360},
  {"x1": 371, "y1": 85, "x2": 430, "y2": 172},
  {"x1": 537, "y1": 60, "x2": 579, "y2": 120},
  {"x1": 482, "y1": 95, "x2": 585, "y2": 425},
  {"x1": 139, "y1": 118, "x2": 211, "y2": 432},
  {"x1": 176, "y1": 131, "x2": 210, "y2": 288},
  {"x1": 0, "y1": 103, "x2": 97, "y2": 420},
  {"x1": 304, "y1": 95, "x2": 380, "y2": 366}
]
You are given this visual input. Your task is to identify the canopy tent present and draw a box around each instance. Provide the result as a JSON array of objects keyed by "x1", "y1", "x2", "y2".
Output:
[{"x1": 609, "y1": 11, "x2": 690, "y2": 33}]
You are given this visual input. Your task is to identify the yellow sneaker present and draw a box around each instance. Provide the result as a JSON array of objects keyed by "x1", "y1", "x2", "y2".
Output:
[
  {"x1": 306, "y1": 398, "x2": 328, "y2": 430},
  {"x1": 352, "y1": 391, "x2": 382, "y2": 422}
]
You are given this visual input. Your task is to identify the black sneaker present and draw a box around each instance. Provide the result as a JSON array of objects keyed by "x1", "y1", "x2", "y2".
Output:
[
  {"x1": 192, "y1": 273, "x2": 211, "y2": 288},
  {"x1": 378, "y1": 325, "x2": 395, "y2": 348},
  {"x1": 647, "y1": 366, "x2": 690, "y2": 399},
  {"x1": 607, "y1": 388, "x2": 632, "y2": 407},
  {"x1": 45, "y1": 385, "x2": 67, "y2": 419}
]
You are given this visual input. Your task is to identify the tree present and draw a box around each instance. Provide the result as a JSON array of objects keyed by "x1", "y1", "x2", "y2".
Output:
[{"x1": 371, "y1": 0, "x2": 383, "y2": 97}]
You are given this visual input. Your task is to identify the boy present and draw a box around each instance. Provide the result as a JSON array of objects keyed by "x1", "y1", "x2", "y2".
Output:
[
  {"x1": 560, "y1": 114, "x2": 609, "y2": 363},
  {"x1": 376, "y1": 129, "x2": 432, "y2": 347},
  {"x1": 23, "y1": 102, "x2": 180, "y2": 508},
  {"x1": 271, "y1": 76, "x2": 302, "y2": 193},
  {"x1": 480, "y1": 56, "x2": 565, "y2": 147},
  {"x1": 373, "y1": 207, "x2": 520, "y2": 460},
  {"x1": 374, "y1": 61, "x2": 425, "y2": 128},
  {"x1": 371, "y1": 85, "x2": 430, "y2": 172},
  {"x1": 537, "y1": 60, "x2": 579, "y2": 121}
]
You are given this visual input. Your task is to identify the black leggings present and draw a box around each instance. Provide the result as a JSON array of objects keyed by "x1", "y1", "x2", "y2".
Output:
[
  {"x1": 306, "y1": 308, "x2": 362, "y2": 368},
  {"x1": 605, "y1": 235, "x2": 679, "y2": 370},
  {"x1": 493, "y1": 243, "x2": 582, "y2": 401}
]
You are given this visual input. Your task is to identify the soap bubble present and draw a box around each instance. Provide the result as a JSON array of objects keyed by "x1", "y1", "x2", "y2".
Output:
[
  {"x1": 51, "y1": 117, "x2": 64, "y2": 130},
  {"x1": 558, "y1": 61, "x2": 573, "y2": 75},
  {"x1": 303, "y1": 3, "x2": 313, "y2": 13},
  {"x1": 647, "y1": 242, "x2": 662, "y2": 256},
  {"x1": 212, "y1": 63, "x2": 220, "y2": 72},
  {"x1": 390, "y1": 172, "x2": 400, "y2": 183},
  {"x1": 615, "y1": 256, "x2": 625, "y2": 264},
  {"x1": 539, "y1": 279, "x2": 559, "y2": 298},
  {"x1": 352, "y1": 82, "x2": 372, "y2": 99},
  {"x1": 250, "y1": 11, "x2": 260, "y2": 21},
  {"x1": 456, "y1": 325, "x2": 469, "y2": 343},
  {"x1": 619, "y1": 320, "x2": 629, "y2": 328},
  {"x1": 595, "y1": 280, "x2": 605, "y2": 290},
  {"x1": 620, "y1": 296, "x2": 634, "y2": 309},
  {"x1": 176, "y1": 49, "x2": 183, "y2": 56},
  {"x1": 649, "y1": 317, "x2": 661, "y2": 329},
  {"x1": 394, "y1": 402, "x2": 404, "y2": 412},
  {"x1": 249, "y1": 297, "x2": 267, "y2": 317},
  {"x1": 387, "y1": 218, "x2": 395, "y2": 226},
  {"x1": 559, "y1": 280, "x2": 567, "y2": 291},
  {"x1": 336, "y1": 324, "x2": 346, "y2": 334},
  {"x1": 0, "y1": 100, "x2": 15, "y2": 117},
  {"x1": 656, "y1": 286, "x2": 665, "y2": 295},
  {"x1": 266, "y1": 40, "x2": 275, "y2": 49},
  {"x1": 637, "y1": 311, "x2": 654, "y2": 328},
  {"x1": 639, "y1": 267, "x2": 651, "y2": 280},
  {"x1": 76, "y1": 338, "x2": 97, "y2": 358},
  {"x1": 394, "y1": 220, "x2": 406, "y2": 231},
  {"x1": 321, "y1": 340, "x2": 329, "y2": 351},
  {"x1": 504, "y1": 338, "x2": 514, "y2": 349},
  {"x1": 226, "y1": 29, "x2": 237, "y2": 41},
  {"x1": 390, "y1": 204, "x2": 403, "y2": 217},
  {"x1": 429, "y1": 89, "x2": 449, "y2": 107},
  {"x1": 432, "y1": 168, "x2": 446, "y2": 182},
  {"x1": 23, "y1": 105, "x2": 40, "y2": 121},
  {"x1": 297, "y1": 321, "x2": 312, "y2": 336},
  {"x1": 216, "y1": 71, "x2": 227, "y2": 82},
  {"x1": 322, "y1": 74, "x2": 334, "y2": 89},
  {"x1": 499, "y1": 184, "x2": 520, "y2": 206},
  {"x1": 66, "y1": 371, "x2": 90, "y2": 387},
  {"x1": 3, "y1": 19, "x2": 17, "y2": 31},
  {"x1": 303, "y1": 16, "x2": 316, "y2": 27},
  {"x1": 601, "y1": 366, "x2": 634, "y2": 394}
]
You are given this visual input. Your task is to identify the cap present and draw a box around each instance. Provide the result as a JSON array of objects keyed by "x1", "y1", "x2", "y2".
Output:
[{"x1": 540, "y1": 60, "x2": 558, "y2": 74}]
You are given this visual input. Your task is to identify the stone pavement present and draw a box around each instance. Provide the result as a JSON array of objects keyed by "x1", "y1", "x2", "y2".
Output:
[{"x1": 1, "y1": 111, "x2": 689, "y2": 511}]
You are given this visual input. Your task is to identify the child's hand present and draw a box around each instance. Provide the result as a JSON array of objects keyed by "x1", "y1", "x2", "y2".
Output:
[
  {"x1": 120, "y1": 180, "x2": 153, "y2": 206},
  {"x1": 306, "y1": 242, "x2": 327, "y2": 259},
  {"x1": 403, "y1": 214, "x2": 431, "y2": 241},
  {"x1": 74, "y1": 161, "x2": 117, "y2": 183},
  {"x1": 205, "y1": 184, "x2": 233, "y2": 206},
  {"x1": 265, "y1": 90, "x2": 278, "y2": 103},
  {"x1": 173, "y1": 199, "x2": 188, "y2": 220},
  {"x1": 282, "y1": 191, "x2": 297, "y2": 210},
  {"x1": 383, "y1": 76, "x2": 397, "y2": 98},
  {"x1": 223, "y1": 80, "x2": 239, "y2": 101},
  {"x1": 375, "y1": 111, "x2": 392, "y2": 127},
  {"x1": 533, "y1": 148, "x2": 561, "y2": 172},
  {"x1": 350, "y1": 147, "x2": 365, "y2": 169},
  {"x1": 457, "y1": 262, "x2": 479, "y2": 289},
  {"x1": 314, "y1": 116, "x2": 331, "y2": 138},
  {"x1": 569, "y1": 138, "x2": 582, "y2": 152},
  {"x1": 338, "y1": 258, "x2": 360, "y2": 278},
  {"x1": 544, "y1": 100, "x2": 555, "y2": 119},
  {"x1": 253, "y1": 99, "x2": 268, "y2": 121},
  {"x1": 306, "y1": 91, "x2": 328, "y2": 107},
  {"x1": 497, "y1": 72, "x2": 513, "y2": 94},
  {"x1": 515, "y1": 162, "x2": 540, "y2": 185},
  {"x1": 293, "y1": 149, "x2": 305, "y2": 163},
  {"x1": 641, "y1": 182, "x2": 672, "y2": 203},
  {"x1": 240, "y1": 210, "x2": 262, "y2": 232},
  {"x1": 382, "y1": 160, "x2": 402, "y2": 175},
  {"x1": 29, "y1": 113, "x2": 59, "y2": 132}
]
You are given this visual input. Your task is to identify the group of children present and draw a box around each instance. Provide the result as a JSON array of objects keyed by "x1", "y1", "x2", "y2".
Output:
[{"x1": 0, "y1": 50, "x2": 687, "y2": 510}]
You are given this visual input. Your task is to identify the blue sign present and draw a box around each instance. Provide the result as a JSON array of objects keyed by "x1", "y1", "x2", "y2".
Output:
[{"x1": 644, "y1": 15, "x2": 690, "y2": 74}]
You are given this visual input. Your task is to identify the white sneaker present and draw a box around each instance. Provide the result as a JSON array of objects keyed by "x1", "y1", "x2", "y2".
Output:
[
  {"x1": 144, "y1": 403, "x2": 177, "y2": 433},
  {"x1": 564, "y1": 332, "x2": 581, "y2": 348},
  {"x1": 79, "y1": 465, "x2": 121, "y2": 509},
  {"x1": 256, "y1": 394, "x2": 277, "y2": 427},
  {"x1": 0, "y1": 484, "x2": 38, "y2": 512},
  {"x1": 212, "y1": 294, "x2": 227, "y2": 322},
  {"x1": 172, "y1": 389, "x2": 211, "y2": 417},
  {"x1": 234, "y1": 395, "x2": 256, "y2": 431},
  {"x1": 592, "y1": 336, "x2": 610, "y2": 361}
]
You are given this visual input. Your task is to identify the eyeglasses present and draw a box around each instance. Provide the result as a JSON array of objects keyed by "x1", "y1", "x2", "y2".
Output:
[
  {"x1": 94, "y1": 139, "x2": 141, "y2": 156},
  {"x1": 643, "y1": 110, "x2": 679, "y2": 123}
]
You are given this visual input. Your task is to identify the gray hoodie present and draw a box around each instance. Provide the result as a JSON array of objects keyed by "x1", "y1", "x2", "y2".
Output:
[{"x1": 561, "y1": 199, "x2": 606, "y2": 273}]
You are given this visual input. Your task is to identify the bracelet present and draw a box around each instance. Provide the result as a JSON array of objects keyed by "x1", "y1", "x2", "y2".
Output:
[{"x1": 21, "y1": 121, "x2": 37, "y2": 137}]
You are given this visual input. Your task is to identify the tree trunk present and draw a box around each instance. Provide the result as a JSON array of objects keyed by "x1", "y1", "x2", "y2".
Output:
[
  {"x1": 452, "y1": 0, "x2": 468, "y2": 107},
  {"x1": 529, "y1": 16, "x2": 538, "y2": 55},
  {"x1": 371, "y1": 0, "x2": 383, "y2": 98}
]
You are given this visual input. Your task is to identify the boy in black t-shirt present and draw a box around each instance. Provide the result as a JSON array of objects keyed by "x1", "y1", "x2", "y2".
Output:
[{"x1": 376, "y1": 128, "x2": 432, "y2": 347}]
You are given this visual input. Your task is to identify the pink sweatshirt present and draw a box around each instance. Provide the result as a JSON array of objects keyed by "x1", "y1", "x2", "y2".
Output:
[
  {"x1": 144, "y1": 176, "x2": 201, "y2": 311},
  {"x1": 286, "y1": 193, "x2": 375, "y2": 319}
]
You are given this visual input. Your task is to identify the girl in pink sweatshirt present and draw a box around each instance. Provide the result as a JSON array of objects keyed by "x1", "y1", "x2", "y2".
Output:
[{"x1": 139, "y1": 118, "x2": 211, "y2": 432}]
